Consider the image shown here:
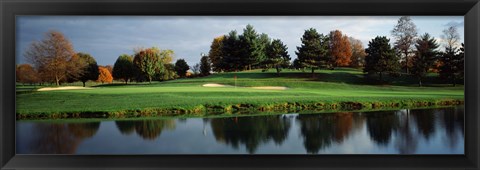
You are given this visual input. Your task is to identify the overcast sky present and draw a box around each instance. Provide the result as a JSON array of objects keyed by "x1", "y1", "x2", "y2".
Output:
[{"x1": 16, "y1": 16, "x2": 464, "y2": 66}]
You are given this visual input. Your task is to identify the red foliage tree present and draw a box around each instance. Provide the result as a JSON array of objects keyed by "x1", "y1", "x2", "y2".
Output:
[{"x1": 329, "y1": 30, "x2": 352, "y2": 67}]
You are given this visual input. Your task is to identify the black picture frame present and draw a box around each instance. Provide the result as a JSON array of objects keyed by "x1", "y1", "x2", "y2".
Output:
[{"x1": 1, "y1": 0, "x2": 479, "y2": 169}]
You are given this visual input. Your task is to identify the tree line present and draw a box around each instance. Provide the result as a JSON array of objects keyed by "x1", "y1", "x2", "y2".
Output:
[
  {"x1": 18, "y1": 31, "x2": 210, "y2": 86},
  {"x1": 363, "y1": 16, "x2": 464, "y2": 86},
  {"x1": 205, "y1": 16, "x2": 464, "y2": 86},
  {"x1": 18, "y1": 17, "x2": 464, "y2": 87}
]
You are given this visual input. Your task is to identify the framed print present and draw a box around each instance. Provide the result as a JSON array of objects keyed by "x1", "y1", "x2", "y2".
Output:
[{"x1": 1, "y1": 0, "x2": 479, "y2": 169}]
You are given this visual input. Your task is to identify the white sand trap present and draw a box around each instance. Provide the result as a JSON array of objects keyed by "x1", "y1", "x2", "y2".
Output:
[
  {"x1": 203, "y1": 83, "x2": 287, "y2": 90},
  {"x1": 37, "y1": 86, "x2": 94, "y2": 91},
  {"x1": 251, "y1": 86, "x2": 288, "y2": 90},
  {"x1": 203, "y1": 83, "x2": 230, "y2": 87}
]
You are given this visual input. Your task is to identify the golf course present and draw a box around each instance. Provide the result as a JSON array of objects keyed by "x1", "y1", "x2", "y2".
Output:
[{"x1": 16, "y1": 67, "x2": 464, "y2": 120}]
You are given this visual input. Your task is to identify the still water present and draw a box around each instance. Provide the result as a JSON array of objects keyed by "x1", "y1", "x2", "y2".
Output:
[{"x1": 16, "y1": 106, "x2": 464, "y2": 154}]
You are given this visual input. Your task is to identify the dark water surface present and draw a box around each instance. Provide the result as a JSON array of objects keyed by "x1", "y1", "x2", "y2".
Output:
[{"x1": 16, "y1": 106, "x2": 464, "y2": 154}]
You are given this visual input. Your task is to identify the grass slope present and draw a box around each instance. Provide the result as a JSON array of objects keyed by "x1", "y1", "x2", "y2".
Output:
[{"x1": 16, "y1": 68, "x2": 464, "y2": 119}]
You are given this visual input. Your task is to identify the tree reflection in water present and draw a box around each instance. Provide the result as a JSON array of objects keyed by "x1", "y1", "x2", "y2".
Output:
[
  {"x1": 22, "y1": 106, "x2": 464, "y2": 154},
  {"x1": 210, "y1": 115, "x2": 291, "y2": 154},
  {"x1": 364, "y1": 111, "x2": 399, "y2": 146},
  {"x1": 29, "y1": 122, "x2": 100, "y2": 154},
  {"x1": 394, "y1": 110, "x2": 418, "y2": 154},
  {"x1": 296, "y1": 112, "x2": 355, "y2": 154},
  {"x1": 115, "y1": 119, "x2": 176, "y2": 140},
  {"x1": 411, "y1": 109, "x2": 436, "y2": 140},
  {"x1": 439, "y1": 107, "x2": 465, "y2": 149}
]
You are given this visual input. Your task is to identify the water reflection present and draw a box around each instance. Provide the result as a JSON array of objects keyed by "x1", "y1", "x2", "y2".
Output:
[
  {"x1": 16, "y1": 106, "x2": 465, "y2": 154},
  {"x1": 210, "y1": 115, "x2": 291, "y2": 153},
  {"x1": 116, "y1": 119, "x2": 176, "y2": 140},
  {"x1": 411, "y1": 109, "x2": 435, "y2": 140},
  {"x1": 26, "y1": 122, "x2": 100, "y2": 154},
  {"x1": 365, "y1": 111, "x2": 398, "y2": 146},
  {"x1": 440, "y1": 107, "x2": 465, "y2": 149}
]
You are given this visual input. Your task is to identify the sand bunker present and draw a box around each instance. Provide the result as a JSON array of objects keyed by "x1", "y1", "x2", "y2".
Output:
[
  {"x1": 37, "y1": 86, "x2": 94, "y2": 91},
  {"x1": 202, "y1": 83, "x2": 231, "y2": 87},
  {"x1": 251, "y1": 86, "x2": 288, "y2": 90},
  {"x1": 203, "y1": 83, "x2": 287, "y2": 90}
]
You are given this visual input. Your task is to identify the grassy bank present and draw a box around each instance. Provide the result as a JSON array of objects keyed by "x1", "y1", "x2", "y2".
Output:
[{"x1": 16, "y1": 68, "x2": 464, "y2": 119}]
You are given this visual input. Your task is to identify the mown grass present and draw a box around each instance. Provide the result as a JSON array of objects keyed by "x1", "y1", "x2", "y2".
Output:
[{"x1": 16, "y1": 68, "x2": 464, "y2": 119}]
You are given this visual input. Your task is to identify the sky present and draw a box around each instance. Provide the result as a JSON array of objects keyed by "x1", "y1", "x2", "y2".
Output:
[{"x1": 16, "y1": 16, "x2": 464, "y2": 66}]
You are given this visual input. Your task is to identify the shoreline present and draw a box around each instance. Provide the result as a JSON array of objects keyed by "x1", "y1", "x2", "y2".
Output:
[{"x1": 16, "y1": 98, "x2": 464, "y2": 120}]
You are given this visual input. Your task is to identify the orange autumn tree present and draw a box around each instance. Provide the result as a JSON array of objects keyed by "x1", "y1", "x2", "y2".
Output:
[
  {"x1": 329, "y1": 30, "x2": 352, "y2": 68},
  {"x1": 97, "y1": 66, "x2": 113, "y2": 84},
  {"x1": 16, "y1": 64, "x2": 41, "y2": 85}
]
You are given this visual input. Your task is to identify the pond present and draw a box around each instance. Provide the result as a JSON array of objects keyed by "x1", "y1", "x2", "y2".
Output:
[{"x1": 16, "y1": 106, "x2": 464, "y2": 154}]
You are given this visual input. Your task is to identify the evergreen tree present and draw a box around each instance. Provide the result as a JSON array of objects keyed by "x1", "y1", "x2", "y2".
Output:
[
  {"x1": 411, "y1": 33, "x2": 439, "y2": 86},
  {"x1": 200, "y1": 55, "x2": 211, "y2": 76},
  {"x1": 239, "y1": 24, "x2": 263, "y2": 70},
  {"x1": 292, "y1": 58, "x2": 302, "y2": 71},
  {"x1": 223, "y1": 30, "x2": 242, "y2": 72},
  {"x1": 174, "y1": 59, "x2": 190, "y2": 78},
  {"x1": 295, "y1": 28, "x2": 330, "y2": 75},
  {"x1": 266, "y1": 39, "x2": 290, "y2": 75},
  {"x1": 439, "y1": 43, "x2": 464, "y2": 86},
  {"x1": 257, "y1": 33, "x2": 271, "y2": 69},
  {"x1": 364, "y1": 36, "x2": 400, "y2": 82}
]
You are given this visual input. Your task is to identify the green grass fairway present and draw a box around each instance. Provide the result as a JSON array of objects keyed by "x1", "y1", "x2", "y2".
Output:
[{"x1": 16, "y1": 68, "x2": 464, "y2": 119}]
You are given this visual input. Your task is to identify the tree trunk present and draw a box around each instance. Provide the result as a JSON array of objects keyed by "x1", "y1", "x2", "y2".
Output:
[
  {"x1": 55, "y1": 76, "x2": 60, "y2": 86},
  {"x1": 149, "y1": 76, "x2": 152, "y2": 84},
  {"x1": 82, "y1": 81, "x2": 86, "y2": 87},
  {"x1": 418, "y1": 78, "x2": 422, "y2": 87},
  {"x1": 404, "y1": 51, "x2": 409, "y2": 74},
  {"x1": 276, "y1": 65, "x2": 280, "y2": 75},
  {"x1": 125, "y1": 79, "x2": 128, "y2": 84}
]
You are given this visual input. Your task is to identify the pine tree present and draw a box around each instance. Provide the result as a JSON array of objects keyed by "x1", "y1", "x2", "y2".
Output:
[
  {"x1": 266, "y1": 39, "x2": 290, "y2": 75},
  {"x1": 174, "y1": 59, "x2": 189, "y2": 78},
  {"x1": 200, "y1": 55, "x2": 211, "y2": 76},
  {"x1": 439, "y1": 43, "x2": 464, "y2": 86},
  {"x1": 223, "y1": 30, "x2": 242, "y2": 72},
  {"x1": 239, "y1": 24, "x2": 263, "y2": 70},
  {"x1": 364, "y1": 36, "x2": 400, "y2": 82},
  {"x1": 411, "y1": 33, "x2": 439, "y2": 86},
  {"x1": 295, "y1": 28, "x2": 330, "y2": 76}
]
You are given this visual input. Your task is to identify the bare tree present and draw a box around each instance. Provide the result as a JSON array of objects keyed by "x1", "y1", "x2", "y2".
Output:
[
  {"x1": 191, "y1": 63, "x2": 201, "y2": 75},
  {"x1": 391, "y1": 16, "x2": 418, "y2": 74},
  {"x1": 24, "y1": 31, "x2": 83, "y2": 86},
  {"x1": 441, "y1": 25, "x2": 460, "y2": 50}
]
